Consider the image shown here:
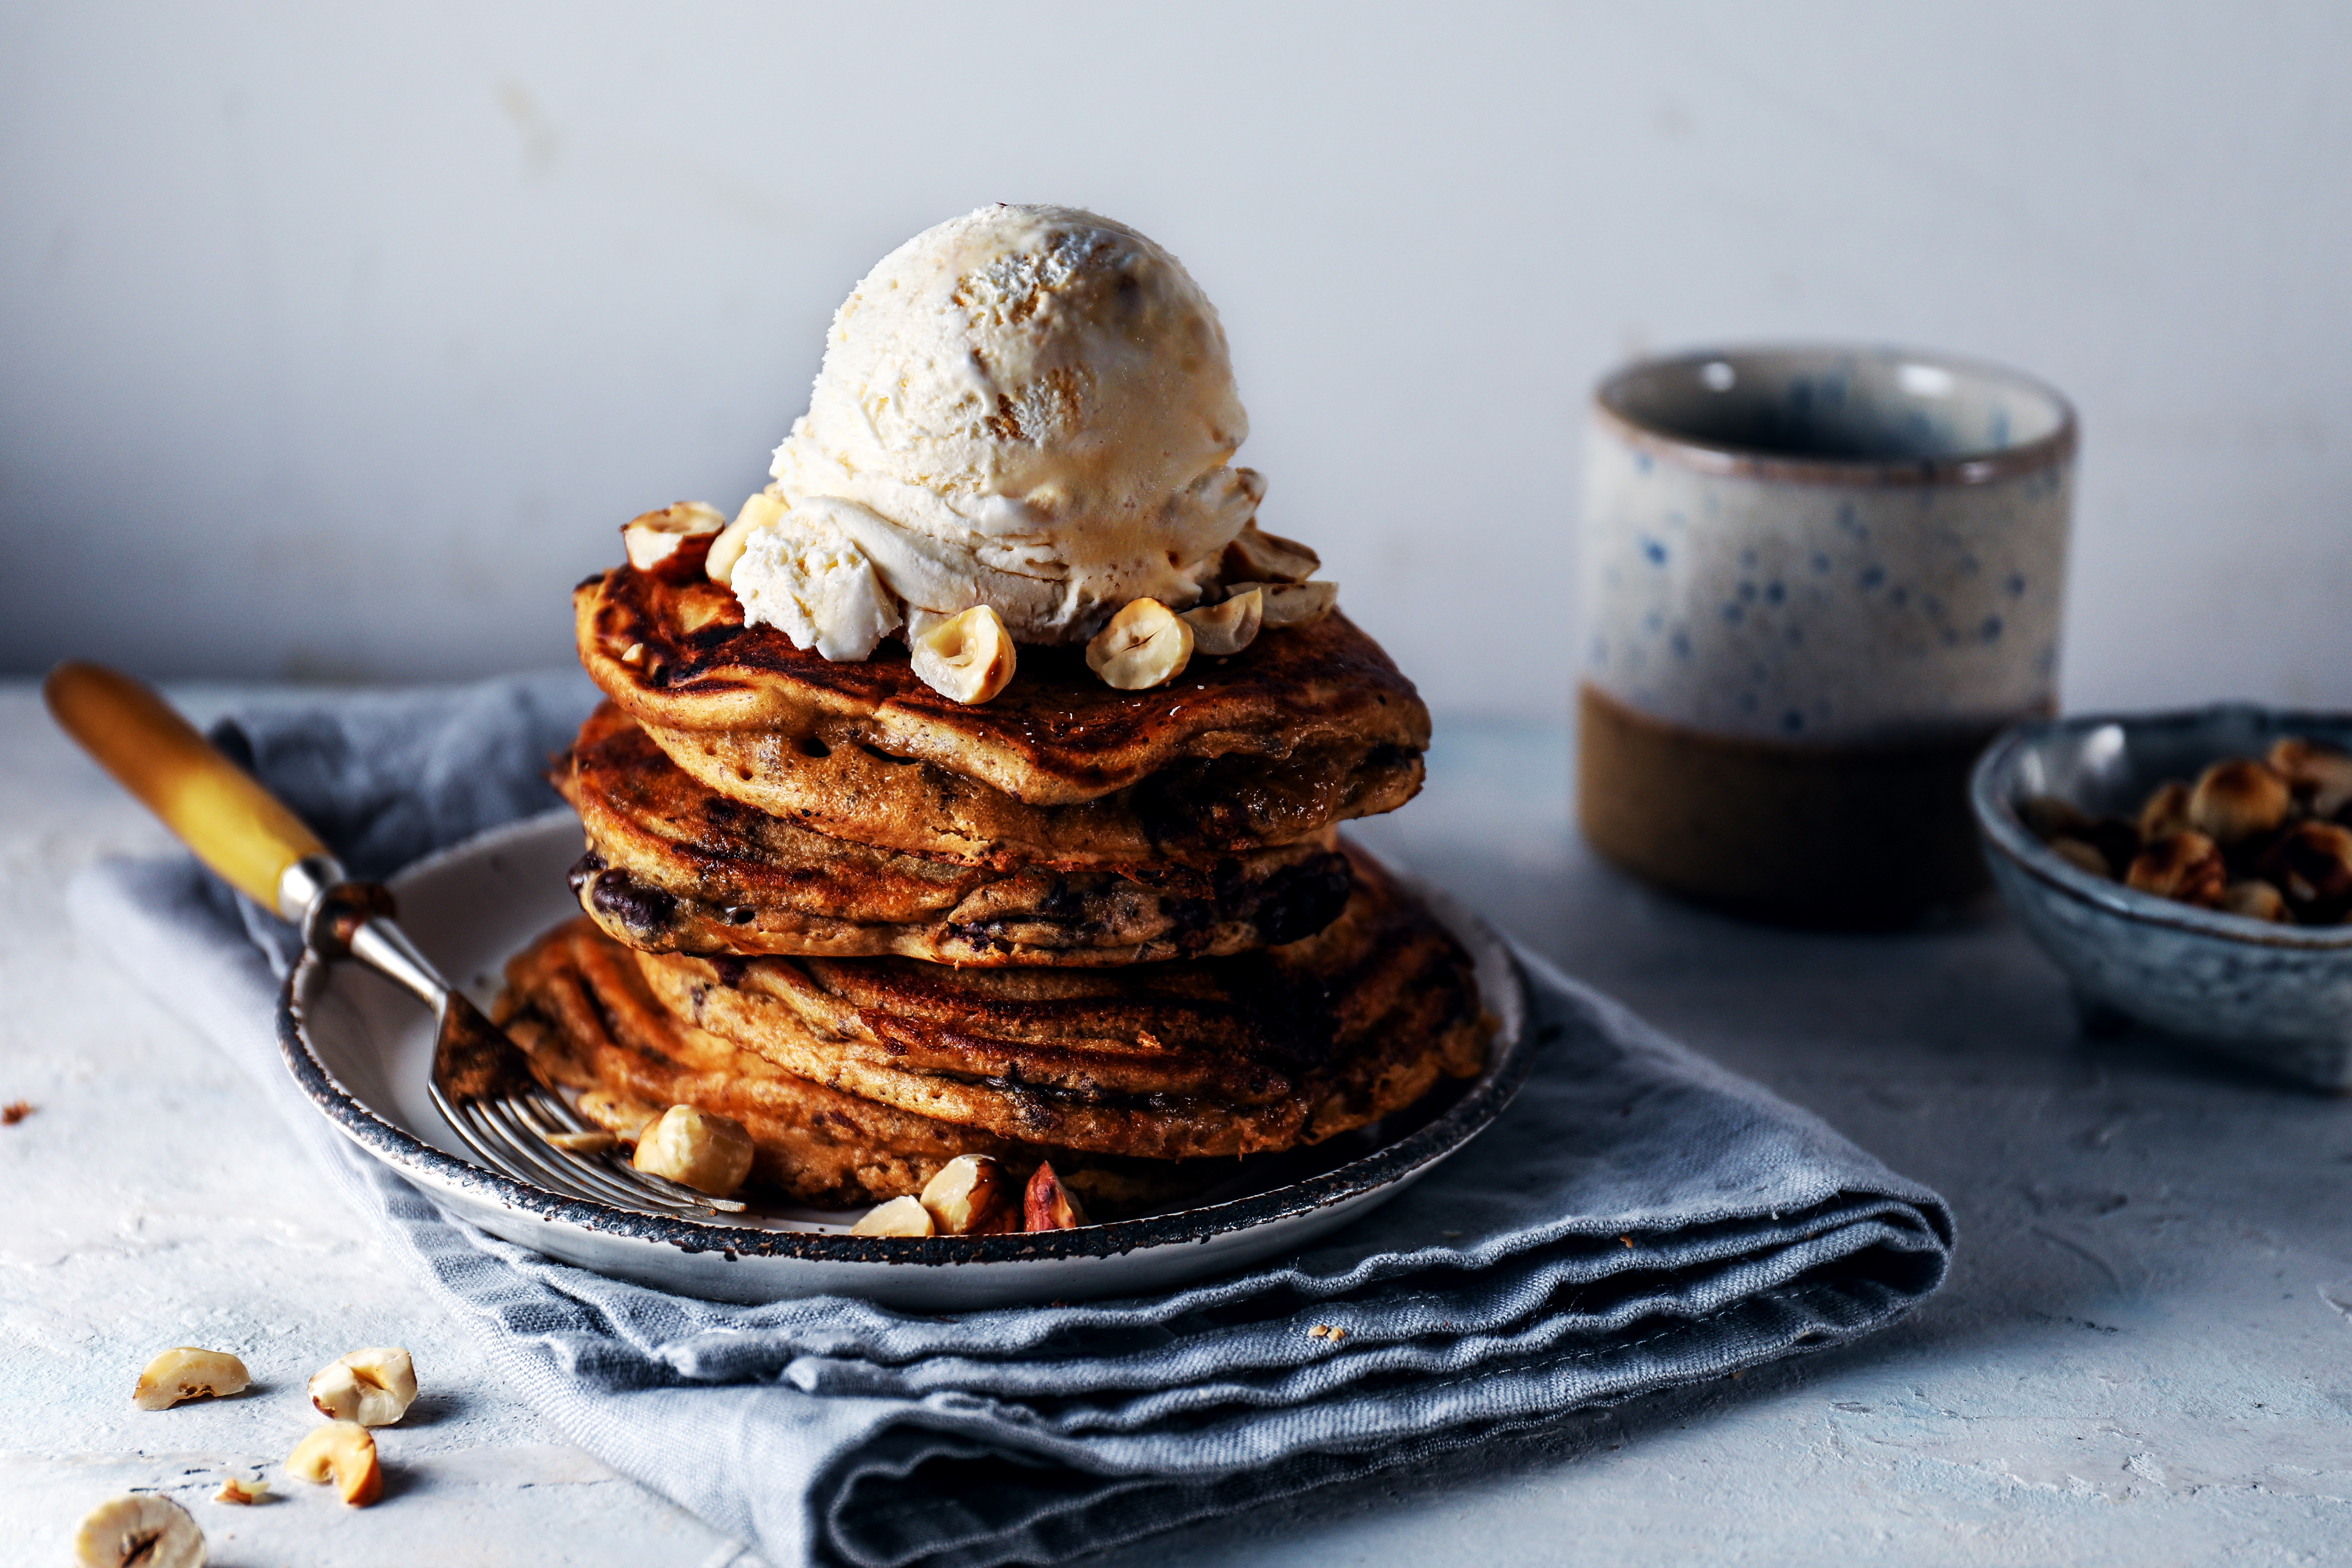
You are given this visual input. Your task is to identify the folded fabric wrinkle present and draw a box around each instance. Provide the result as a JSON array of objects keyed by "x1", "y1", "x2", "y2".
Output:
[{"x1": 68, "y1": 675, "x2": 1954, "y2": 1568}]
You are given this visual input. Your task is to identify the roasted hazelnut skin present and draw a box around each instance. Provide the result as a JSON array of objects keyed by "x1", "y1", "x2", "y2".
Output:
[
  {"x1": 2126, "y1": 831, "x2": 2228, "y2": 908},
  {"x1": 2256, "y1": 821, "x2": 2352, "y2": 924},
  {"x1": 2188, "y1": 759, "x2": 2292, "y2": 845},
  {"x1": 2138, "y1": 781, "x2": 2193, "y2": 840}
]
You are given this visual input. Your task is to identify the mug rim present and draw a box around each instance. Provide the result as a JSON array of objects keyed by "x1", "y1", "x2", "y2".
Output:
[{"x1": 1593, "y1": 342, "x2": 2079, "y2": 487}]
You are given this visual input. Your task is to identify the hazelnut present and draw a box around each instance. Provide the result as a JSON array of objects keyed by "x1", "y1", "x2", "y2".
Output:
[
  {"x1": 74, "y1": 1494, "x2": 204, "y2": 1568},
  {"x1": 286, "y1": 1421, "x2": 382, "y2": 1507},
  {"x1": 213, "y1": 1475, "x2": 268, "y2": 1505},
  {"x1": 577, "y1": 1091, "x2": 662, "y2": 1141},
  {"x1": 909, "y1": 605, "x2": 1017, "y2": 705},
  {"x1": 1181, "y1": 588, "x2": 1263, "y2": 657},
  {"x1": 132, "y1": 1347, "x2": 250, "y2": 1410},
  {"x1": 919, "y1": 1154, "x2": 1018, "y2": 1235},
  {"x1": 1085, "y1": 598, "x2": 1194, "y2": 690},
  {"x1": 1222, "y1": 523, "x2": 1321, "y2": 585},
  {"x1": 1225, "y1": 579, "x2": 1338, "y2": 629},
  {"x1": 2138, "y1": 781, "x2": 2192, "y2": 840},
  {"x1": 1023, "y1": 1161, "x2": 1087, "y2": 1232},
  {"x1": 308, "y1": 1347, "x2": 417, "y2": 1427},
  {"x1": 2256, "y1": 820, "x2": 2352, "y2": 923},
  {"x1": 631, "y1": 1104, "x2": 755, "y2": 1197},
  {"x1": 705, "y1": 491, "x2": 787, "y2": 587},
  {"x1": 851, "y1": 1195, "x2": 935, "y2": 1237},
  {"x1": 2188, "y1": 759, "x2": 2291, "y2": 844},
  {"x1": 622, "y1": 501, "x2": 727, "y2": 578},
  {"x1": 543, "y1": 1128, "x2": 620, "y2": 1154},
  {"x1": 2223, "y1": 879, "x2": 2290, "y2": 923},
  {"x1": 2269, "y1": 737, "x2": 2352, "y2": 819},
  {"x1": 2125, "y1": 831, "x2": 2227, "y2": 907},
  {"x1": 2048, "y1": 836, "x2": 2112, "y2": 879}
]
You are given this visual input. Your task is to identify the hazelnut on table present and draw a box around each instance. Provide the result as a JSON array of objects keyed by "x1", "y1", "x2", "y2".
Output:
[
  {"x1": 286, "y1": 1421, "x2": 382, "y2": 1507},
  {"x1": 309, "y1": 1346, "x2": 417, "y2": 1426},
  {"x1": 75, "y1": 1494, "x2": 203, "y2": 1568},
  {"x1": 132, "y1": 1347, "x2": 249, "y2": 1410}
]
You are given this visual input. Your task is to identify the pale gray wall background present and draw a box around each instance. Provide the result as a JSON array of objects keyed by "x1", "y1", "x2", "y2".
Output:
[{"x1": 3, "y1": 2, "x2": 2347, "y2": 717}]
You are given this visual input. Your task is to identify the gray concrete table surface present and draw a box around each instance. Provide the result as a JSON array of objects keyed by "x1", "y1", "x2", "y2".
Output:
[{"x1": 2, "y1": 680, "x2": 2347, "y2": 1566}]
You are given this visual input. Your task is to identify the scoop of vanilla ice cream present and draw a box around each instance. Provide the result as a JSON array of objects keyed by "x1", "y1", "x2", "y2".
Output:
[{"x1": 757, "y1": 203, "x2": 1264, "y2": 646}]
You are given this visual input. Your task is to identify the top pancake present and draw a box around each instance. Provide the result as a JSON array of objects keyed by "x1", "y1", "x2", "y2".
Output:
[{"x1": 576, "y1": 564, "x2": 1430, "y2": 807}]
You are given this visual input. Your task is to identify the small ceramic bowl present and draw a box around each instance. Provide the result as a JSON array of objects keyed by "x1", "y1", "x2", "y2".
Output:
[{"x1": 1972, "y1": 704, "x2": 2352, "y2": 1089}]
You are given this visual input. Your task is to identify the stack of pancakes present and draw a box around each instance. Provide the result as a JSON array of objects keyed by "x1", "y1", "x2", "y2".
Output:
[{"x1": 493, "y1": 556, "x2": 1493, "y2": 1218}]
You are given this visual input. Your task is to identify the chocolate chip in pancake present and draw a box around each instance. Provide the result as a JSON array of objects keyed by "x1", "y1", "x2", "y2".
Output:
[
  {"x1": 575, "y1": 564, "x2": 1431, "y2": 808},
  {"x1": 559, "y1": 702, "x2": 1356, "y2": 964}
]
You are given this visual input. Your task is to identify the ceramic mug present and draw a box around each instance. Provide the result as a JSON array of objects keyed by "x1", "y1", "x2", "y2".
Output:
[{"x1": 1578, "y1": 344, "x2": 2077, "y2": 925}]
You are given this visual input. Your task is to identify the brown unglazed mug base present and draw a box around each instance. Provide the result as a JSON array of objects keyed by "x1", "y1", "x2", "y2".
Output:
[{"x1": 1576, "y1": 684, "x2": 2023, "y2": 929}]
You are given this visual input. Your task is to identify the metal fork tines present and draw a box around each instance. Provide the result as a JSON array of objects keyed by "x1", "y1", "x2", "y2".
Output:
[
  {"x1": 428, "y1": 1071, "x2": 746, "y2": 1217},
  {"x1": 306, "y1": 880, "x2": 748, "y2": 1220}
]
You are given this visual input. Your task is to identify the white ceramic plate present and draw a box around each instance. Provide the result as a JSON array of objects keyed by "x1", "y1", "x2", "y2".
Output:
[{"x1": 278, "y1": 811, "x2": 1533, "y2": 1307}]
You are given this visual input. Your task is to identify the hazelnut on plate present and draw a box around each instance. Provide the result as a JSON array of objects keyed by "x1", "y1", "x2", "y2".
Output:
[
  {"x1": 851, "y1": 1195, "x2": 934, "y2": 1237},
  {"x1": 920, "y1": 1154, "x2": 1018, "y2": 1235},
  {"x1": 1024, "y1": 1162, "x2": 1087, "y2": 1231},
  {"x1": 632, "y1": 1105, "x2": 755, "y2": 1198}
]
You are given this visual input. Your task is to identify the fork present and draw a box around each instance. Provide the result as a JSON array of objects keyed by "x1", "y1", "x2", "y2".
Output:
[{"x1": 44, "y1": 662, "x2": 743, "y2": 1218}]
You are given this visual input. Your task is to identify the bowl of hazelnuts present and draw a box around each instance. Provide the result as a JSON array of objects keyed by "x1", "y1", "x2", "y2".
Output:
[{"x1": 1971, "y1": 705, "x2": 2352, "y2": 1088}]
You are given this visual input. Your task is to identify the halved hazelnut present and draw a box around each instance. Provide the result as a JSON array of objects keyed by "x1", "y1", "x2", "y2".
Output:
[
  {"x1": 1181, "y1": 588, "x2": 1262, "y2": 657},
  {"x1": 919, "y1": 1155, "x2": 1017, "y2": 1235},
  {"x1": 705, "y1": 492, "x2": 786, "y2": 587},
  {"x1": 543, "y1": 1129, "x2": 619, "y2": 1154},
  {"x1": 577, "y1": 1091, "x2": 662, "y2": 1141},
  {"x1": 2138, "y1": 781, "x2": 2192, "y2": 839},
  {"x1": 622, "y1": 502, "x2": 727, "y2": 579},
  {"x1": 851, "y1": 1195, "x2": 935, "y2": 1237},
  {"x1": 214, "y1": 1475, "x2": 269, "y2": 1505},
  {"x1": 2125, "y1": 831, "x2": 2227, "y2": 907},
  {"x1": 2188, "y1": 759, "x2": 2291, "y2": 844},
  {"x1": 1225, "y1": 579, "x2": 1338, "y2": 629},
  {"x1": 308, "y1": 1347, "x2": 417, "y2": 1426},
  {"x1": 909, "y1": 605, "x2": 1017, "y2": 704},
  {"x1": 1023, "y1": 1162, "x2": 1087, "y2": 1232},
  {"x1": 75, "y1": 1494, "x2": 204, "y2": 1568},
  {"x1": 133, "y1": 1347, "x2": 250, "y2": 1410},
  {"x1": 1222, "y1": 523, "x2": 1321, "y2": 585},
  {"x1": 632, "y1": 1104, "x2": 755, "y2": 1197},
  {"x1": 2048, "y1": 836, "x2": 2112, "y2": 879},
  {"x1": 1086, "y1": 598, "x2": 1194, "y2": 690},
  {"x1": 287, "y1": 1421, "x2": 381, "y2": 1507},
  {"x1": 2224, "y1": 879, "x2": 2289, "y2": 922},
  {"x1": 2270, "y1": 737, "x2": 2352, "y2": 819},
  {"x1": 2256, "y1": 821, "x2": 2352, "y2": 923}
]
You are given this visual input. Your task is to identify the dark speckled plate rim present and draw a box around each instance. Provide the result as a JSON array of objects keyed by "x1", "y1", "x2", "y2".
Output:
[
  {"x1": 1971, "y1": 702, "x2": 2352, "y2": 952},
  {"x1": 274, "y1": 826, "x2": 1536, "y2": 1267}
]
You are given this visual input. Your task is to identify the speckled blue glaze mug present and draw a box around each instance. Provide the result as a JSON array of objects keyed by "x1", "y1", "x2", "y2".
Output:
[{"x1": 1578, "y1": 344, "x2": 2077, "y2": 925}]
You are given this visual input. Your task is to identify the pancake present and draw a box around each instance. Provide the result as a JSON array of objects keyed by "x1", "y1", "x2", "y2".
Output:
[
  {"x1": 561, "y1": 703, "x2": 1356, "y2": 964},
  {"x1": 495, "y1": 916, "x2": 1225, "y2": 1213},
  {"x1": 637, "y1": 713, "x2": 1419, "y2": 870},
  {"x1": 575, "y1": 564, "x2": 1431, "y2": 808},
  {"x1": 632, "y1": 848, "x2": 1493, "y2": 1162}
]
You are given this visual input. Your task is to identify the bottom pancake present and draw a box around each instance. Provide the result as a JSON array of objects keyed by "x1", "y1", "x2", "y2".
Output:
[
  {"x1": 634, "y1": 847, "x2": 1494, "y2": 1161},
  {"x1": 493, "y1": 917, "x2": 1225, "y2": 1214}
]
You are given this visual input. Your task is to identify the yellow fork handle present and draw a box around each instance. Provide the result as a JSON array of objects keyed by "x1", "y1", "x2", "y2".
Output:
[{"x1": 44, "y1": 661, "x2": 328, "y2": 911}]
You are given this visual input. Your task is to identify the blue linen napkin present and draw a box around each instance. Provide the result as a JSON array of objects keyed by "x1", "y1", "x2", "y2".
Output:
[{"x1": 67, "y1": 675, "x2": 1954, "y2": 1568}]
